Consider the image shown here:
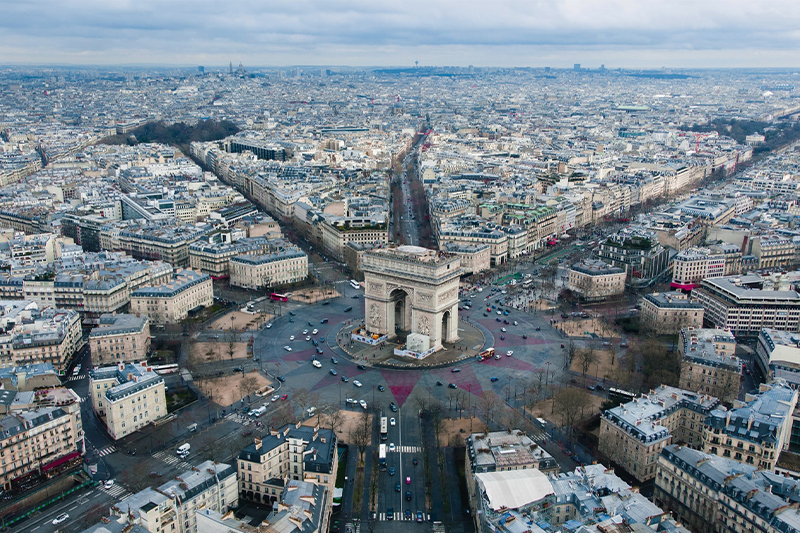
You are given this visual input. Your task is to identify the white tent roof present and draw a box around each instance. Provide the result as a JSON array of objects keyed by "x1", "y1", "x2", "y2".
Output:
[{"x1": 476, "y1": 469, "x2": 554, "y2": 511}]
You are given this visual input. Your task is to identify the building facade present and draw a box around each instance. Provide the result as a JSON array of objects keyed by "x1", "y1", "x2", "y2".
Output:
[
  {"x1": 89, "y1": 362, "x2": 168, "y2": 440},
  {"x1": 678, "y1": 327, "x2": 741, "y2": 403},
  {"x1": 567, "y1": 259, "x2": 626, "y2": 301},
  {"x1": 89, "y1": 314, "x2": 150, "y2": 365},
  {"x1": 640, "y1": 292, "x2": 704, "y2": 335},
  {"x1": 130, "y1": 269, "x2": 213, "y2": 325}
]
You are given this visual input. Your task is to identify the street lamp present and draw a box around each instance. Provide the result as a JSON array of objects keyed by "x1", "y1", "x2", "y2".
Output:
[{"x1": 545, "y1": 361, "x2": 551, "y2": 387}]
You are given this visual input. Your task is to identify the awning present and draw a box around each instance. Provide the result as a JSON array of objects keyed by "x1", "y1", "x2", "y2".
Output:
[
  {"x1": 42, "y1": 451, "x2": 81, "y2": 472},
  {"x1": 670, "y1": 281, "x2": 697, "y2": 290}
]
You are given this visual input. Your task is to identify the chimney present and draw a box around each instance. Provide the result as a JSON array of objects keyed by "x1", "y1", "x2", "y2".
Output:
[{"x1": 254, "y1": 437, "x2": 262, "y2": 451}]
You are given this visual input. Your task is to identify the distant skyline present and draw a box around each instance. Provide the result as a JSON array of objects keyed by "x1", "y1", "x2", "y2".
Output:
[{"x1": 2, "y1": 0, "x2": 800, "y2": 69}]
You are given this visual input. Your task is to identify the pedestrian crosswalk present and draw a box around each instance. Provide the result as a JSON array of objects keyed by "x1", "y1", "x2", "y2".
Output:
[
  {"x1": 378, "y1": 512, "x2": 430, "y2": 521},
  {"x1": 154, "y1": 450, "x2": 181, "y2": 465},
  {"x1": 392, "y1": 446, "x2": 421, "y2": 454},
  {"x1": 100, "y1": 484, "x2": 129, "y2": 498},
  {"x1": 96, "y1": 446, "x2": 116, "y2": 457},
  {"x1": 66, "y1": 375, "x2": 87, "y2": 382}
]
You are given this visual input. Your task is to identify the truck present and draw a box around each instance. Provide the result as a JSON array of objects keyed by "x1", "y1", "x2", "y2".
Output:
[
  {"x1": 249, "y1": 406, "x2": 267, "y2": 417},
  {"x1": 177, "y1": 443, "x2": 191, "y2": 456}
]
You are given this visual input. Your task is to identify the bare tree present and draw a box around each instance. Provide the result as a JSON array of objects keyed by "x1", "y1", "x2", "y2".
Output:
[
  {"x1": 294, "y1": 388, "x2": 310, "y2": 416},
  {"x1": 350, "y1": 410, "x2": 372, "y2": 461},
  {"x1": 578, "y1": 345, "x2": 597, "y2": 385},
  {"x1": 479, "y1": 393, "x2": 499, "y2": 425},
  {"x1": 239, "y1": 375, "x2": 259, "y2": 401},
  {"x1": 552, "y1": 386, "x2": 592, "y2": 441}
]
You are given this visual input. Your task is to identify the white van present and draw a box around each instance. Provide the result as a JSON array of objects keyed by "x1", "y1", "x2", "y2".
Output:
[
  {"x1": 250, "y1": 406, "x2": 267, "y2": 417},
  {"x1": 177, "y1": 443, "x2": 190, "y2": 456},
  {"x1": 187, "y1": 423, "x2": 198, "y2": 433}
]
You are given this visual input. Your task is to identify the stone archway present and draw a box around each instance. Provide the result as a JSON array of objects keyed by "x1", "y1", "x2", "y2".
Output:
[
  {"x1": 441, "y1": 310, "x2": 451, "y2": 343},
  {"x1": 390, "y1": 288, "x2": 411, "y2": 334}
]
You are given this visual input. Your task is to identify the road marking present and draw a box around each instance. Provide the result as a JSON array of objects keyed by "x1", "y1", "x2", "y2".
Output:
[{"x1": 68, "y1": 505, "x2": 77, "y2": 511}]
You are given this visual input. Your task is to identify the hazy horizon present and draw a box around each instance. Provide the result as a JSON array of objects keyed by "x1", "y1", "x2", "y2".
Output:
[{"x1": 2, "y1": 0, "x2": 800, "y2": 69}]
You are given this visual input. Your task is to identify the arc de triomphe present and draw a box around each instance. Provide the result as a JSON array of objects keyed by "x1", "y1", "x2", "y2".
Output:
[{"x1": 361, "y1": 245, "x2": 461, "y2": 351}]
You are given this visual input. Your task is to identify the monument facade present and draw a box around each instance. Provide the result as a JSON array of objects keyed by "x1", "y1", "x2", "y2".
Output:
[{"x1": 361, "y1": 245, "x2": 461, "y2": 351}]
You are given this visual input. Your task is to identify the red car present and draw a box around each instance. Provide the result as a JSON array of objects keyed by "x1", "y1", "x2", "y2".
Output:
[{"x1": 281, "y1": 394, "x2": 288, "y2": 400}]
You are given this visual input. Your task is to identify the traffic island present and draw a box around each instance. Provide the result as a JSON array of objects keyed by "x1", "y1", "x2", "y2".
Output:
[{"x1": 334, "y1": 319, "x2": 486, "y2": 369}]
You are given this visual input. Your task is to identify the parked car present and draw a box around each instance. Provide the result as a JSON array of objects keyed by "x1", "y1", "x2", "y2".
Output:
[{"x1": 312, "y1": 360, "x2": 322, "y2": 368}]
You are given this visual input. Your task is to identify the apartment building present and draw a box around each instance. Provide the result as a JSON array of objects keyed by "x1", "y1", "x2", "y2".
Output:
[
  {"x1": 0, "y1": 303, "x2": 82, "y2": 374},
  {"x1": 692, "y1": 273, "x2": 800, "y2": 336},
  {"x1": 109, "y1": 461, "x2": 238, "y2": 533},
  {"x1": 229, "y1": 247, "x2": 308, "y2": 290},
  {"x1": 655, "y1": 445, "x2": 800, "y2": 533},
  {"x1": 567, "y1": 259, "x2": 626, "y2": 301},
  {"x1": 438, "y1": 224, "x2": 508, "y2": 267},
  {"x1": 703, "y1": 380, "x2": 797, "y2": 470},
  {"x1": 640, "y1": 291, "x2": 704, "y2": 335},
  {"x1": 113, "y1": 222, "x2": 211, "y2": 267},
  {"x1": 0, "y1": 403, "x2": 83, "y2": 493},
  {"x1": 746, "y1": 234, "x2": 796, "y2": 269},
  {"x1": 599, "y1": 385, "x2": 720, "y2": 482},
  {"x1": 237, "y1": 424, "x2": 338, "y2": 509},
  {"x1": 89, "y1": 314, "x2": 150, "y2": 365},
  {"x1": 194, "y1": 481, "x2": 326, "y2": 533},
  {"x1": 130, "y1": 269, "x2": 213, "y2": 325},
  {"x1": 595, "y1": 228, "x2": 670, "y2": 288},
  {"x1": 670, "y1": 247, "x2": 726, "y2": 290},
  {"x1": 441, "y1": 243, "x2": 491, "y2": 275},
  {"x1": 320, "y1": 217, "x2": 388, "y2": 261},
  {"x1": 755, "y1": 327, "x2": 800, "y2": 387},
  {"x1": 188, "y1": 237, "x2": 271, "y2": 278},
  {"x1": 89, "y1": 362, "x2": 167, "y2": 440},
  {"x1": 466, "y1": 430, "x2": 558, "y2": 475},
  {"x1": 678, "y1": 327, "x2": 741, "y2": 403}
]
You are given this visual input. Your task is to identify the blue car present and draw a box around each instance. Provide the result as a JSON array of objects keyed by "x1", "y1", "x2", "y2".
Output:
[
  {"x1": 491, "y1": 377, "x2": 499, "y2": 382},
  {"x1": 496, "y1": 318, "x2": 502, "y2": 322}
]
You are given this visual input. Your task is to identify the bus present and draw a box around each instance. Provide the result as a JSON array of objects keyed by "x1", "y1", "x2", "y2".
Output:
[
  {"x1": 608, "y1": 388, "x2": 637, "y2": 405},
  {"x1": 270, "y1": 293, "x2": 289, "y2": 302},
  {"x1": 378, "y1": 444, "x2": 387, "y2": 470},
  {"x1": 350, "y1": 280, "x2": 361, "y2": 290},
  {"x1": 477, "y1": 348, "x2": 495, "y2": 361},
  {"x1": 151, "y1": 364, "x2": 179, "y2": 375},
  {"x1": 380, "y1": 417, "x2": 388, "y2": 441}
]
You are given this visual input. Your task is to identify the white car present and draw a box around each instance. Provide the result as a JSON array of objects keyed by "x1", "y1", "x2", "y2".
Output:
[
  {"x1": 52, "y1": 513, "x2": 70, "y2": 525},
  {"x1": 353, "y1": 380, "x2": 363, "y2": 387},
  {"x1": 312, "y1": 329, "x2": 318, "y2": 335},
  {"x1": 346, "y1": 398, "x2": 357, "y2": 405},
  {"x1": 289, "y1": 335, "x2": 295, "y2": 341},
  {"x1": 497, "y1": 311, "x2": 502, "y2": 315},
  {"x1": 312, "y1": 360, "x2": 322, "y2": 368},
  {"x1": 271, "y1": 395, "x2": 280, "y2": 402},
  {"x1": 500, "y1": 328, "x2": 507, "y2": 332},
  {"x1": 265, "y1": 323, "x2": 272, "y2": 329},
  {"x1": 104, "y1": 479, "x2": 115, "y2": 489},
  {"x1": 359, "y1": 399, "x2": 368, "y2": 409},
  {"x1": 389, "y1": 443, "x2": 396, "y2": 452},
  {"x1": 306, "y1": 336, "x2": 311, "y2": 341},
  {"x1": 506, "y1": 350, "x2": 514, "y2": 356},
  {"x1": 303, "y1": 329, "x2": 309, "y2": 335},
  {"x1": 284, "y1": 346, "x2": 292, "y2": 351},
  {"x1": 390, "y1": 417, "x2": 396, "y2": 426}
]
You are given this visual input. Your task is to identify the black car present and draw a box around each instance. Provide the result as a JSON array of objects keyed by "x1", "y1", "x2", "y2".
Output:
[
  {"x1": 322, "y1": 301, "x2": 330, "y2": 305},
  {"x1": 387, "y1": 507, "x2": 394, "y2": 520},
  {"x1": 321, "y1": 318, "x2": 329, "y2": 323},
  {"x1": 289, "y1": 318, "x2": 295, "y2": 322},
  {"x1": 412, "y1": 457, "x2": 418, "y2": 465},
  {"x1": 357, "y1": 365, "x2": 366, "y2": 370},
  {"x1": 404, "y1": 509, "x2": 412, "y2": 519},
  {"x1": 352, "y1": 295, "x2": 360, "y2": 299},
  {"x1": 344, "y1": 307, "x2": 353, "y2": 312},
  {"x1": 308, "y1": 322, "x2": 314, "y2": 327},
  {"x1": 436, "y1": 381, "x2": 443, "y2": 386},
  {"x1": 395, "y1": 482, "x2": 401, "y2": 492},
  {"x1": 276, "y1": 376, "x2": 285, "y2": 382},
  {"x1": 448, "y1": 383, "x2": 458, "y2": 389},
  {"x1": 290, "y1": 311, "x2": 296, "y2": 316},
  {"x1": 522, "y1": 335, "x2": 528, "y2": 339},
  {"x1": 451, "y1": 368, "x2": 461, "y2": 373},
  {"x1": 331, "y1": 357, "x2": 338, "y2": 364},
  {"x1": 377, "y1": 385, "x2": 385, "y2": 392},
  {"x1": 406, "y1": 491, "x2": 412, "y2": 501},
  {"x1": 233, "y1": 367, "x2": 242, "y2": 372},
  {"x1": 390, "y1": 402, "x2": 398, "y2": 412}
]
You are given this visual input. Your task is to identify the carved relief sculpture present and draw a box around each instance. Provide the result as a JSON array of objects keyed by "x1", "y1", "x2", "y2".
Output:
[
  {"x1": 418, "y1": 315, "x2": 430, "y2": 335},
  {"x1": 369, "y1": 304, "x2": 382, "y2": 328}
]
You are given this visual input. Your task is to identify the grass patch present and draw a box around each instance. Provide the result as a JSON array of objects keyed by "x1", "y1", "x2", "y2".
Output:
[{"x1": 166, "y1": 388, "x2": 197, "y2": 413}]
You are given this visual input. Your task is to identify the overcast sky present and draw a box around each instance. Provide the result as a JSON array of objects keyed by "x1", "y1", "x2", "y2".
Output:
[{"x1": 2, "y1": 0, "x2": 800, "y2": 68}]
